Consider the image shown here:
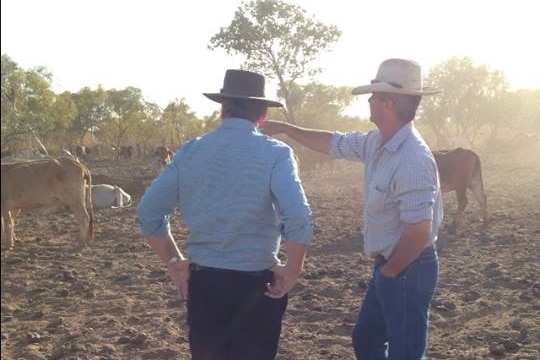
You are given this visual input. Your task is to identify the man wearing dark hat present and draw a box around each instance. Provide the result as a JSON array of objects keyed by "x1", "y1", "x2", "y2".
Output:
[
  {"x1": 262, "y1": 59, "x2": 443, "y2": 359},
  {"x1": 137, "y1": 69, "x2": 314, "y2": 360}
]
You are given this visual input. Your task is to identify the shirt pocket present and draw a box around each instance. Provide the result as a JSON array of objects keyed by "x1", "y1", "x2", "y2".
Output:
[{"x1": 366, "y1": 181, "x2": 392, "y2": 215}]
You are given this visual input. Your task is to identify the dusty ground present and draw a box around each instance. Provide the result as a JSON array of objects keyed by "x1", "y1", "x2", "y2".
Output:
[{"x1": 1, "y1": 153, "x2": 539, "y2": 359}]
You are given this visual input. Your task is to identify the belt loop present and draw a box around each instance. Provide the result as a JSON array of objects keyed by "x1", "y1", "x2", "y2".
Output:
[{"x1": 374, "y1": 254, "x2": 386, "y2": 265}]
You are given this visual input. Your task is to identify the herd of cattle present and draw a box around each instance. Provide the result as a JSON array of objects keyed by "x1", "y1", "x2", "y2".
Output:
[
  {"x1": 1, "y1": 145, "x2": 176, "y2": 251},
  {"x1": 1, "y1": 147, "x2": 487, "y2": 251}
]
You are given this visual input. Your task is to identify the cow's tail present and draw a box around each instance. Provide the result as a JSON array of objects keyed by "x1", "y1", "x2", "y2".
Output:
[
  {"x1": 83, "y1": 167, "x2": 94, "y2": 242},
  {"x1": 472, "y1": 152, "x2": 485, "y2": 194},
  {"x1": 471, "y1": 151, "x2": 488, "y2": 223}
]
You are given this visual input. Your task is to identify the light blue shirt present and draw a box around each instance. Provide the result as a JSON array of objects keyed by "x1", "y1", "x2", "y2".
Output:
[
  {"x1": 137, "y1": 117, "x2": 314, "y2": 271},
  {"x1": 329, "y1": 122, "x2": 443, "y2": 258}
]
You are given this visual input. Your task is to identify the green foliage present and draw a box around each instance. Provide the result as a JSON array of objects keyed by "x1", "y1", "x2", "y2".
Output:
[
  {"x1": 3, "y1": 51, "x2": 537, "y2": 158},
  {"x1": 160, "y1": 99, "x2": 202, "y2": 147},
  {"x1": 46, "y1": 91, "x2": 78, "y2": 150},
  {"x1": 419, "y1": 56, "x2": 508, "y2": 149},
  {"x1": 70, "y1": 86, "x2": 110, "y2": 145},
  {"x1": 103, "y1": 87, "x2": 155, "y2": 148},
  {"x1": 1, "y1": 54, "x2": 57, "y2": 148},
  {"x1": 284, "y1": 82, "x2": 354, "y2": 128},
  {"x1": 209, "y1": 0, "x2": 341, "y2": 123}
]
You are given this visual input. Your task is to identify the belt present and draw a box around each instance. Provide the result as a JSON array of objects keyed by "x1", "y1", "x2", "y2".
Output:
[
  {"x1": 189, "y1": 263, "x2": 271, "y2": 278},
  {"x1": 373, "y1": 244, "x2": 436, "y2": 264}
]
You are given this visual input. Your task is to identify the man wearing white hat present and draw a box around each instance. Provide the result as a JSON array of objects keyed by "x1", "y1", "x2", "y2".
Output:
[{"x1": 262, "y1": 59, "x2": 443, "y2": 359}]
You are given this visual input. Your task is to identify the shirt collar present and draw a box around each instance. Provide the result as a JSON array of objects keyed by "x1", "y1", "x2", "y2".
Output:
[
  {"x1": 219, "y1": 117, "x2": 258, "y2": 131},
  {"x1": 382, "y1": 122, "x2": 414, "y2": 152}
]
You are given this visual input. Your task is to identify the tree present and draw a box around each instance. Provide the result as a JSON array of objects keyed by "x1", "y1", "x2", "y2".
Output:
[
  {"x1": 130, "y1": 102, "x2": 163, "y2": 157},
  {"x1": 419, "y1": 56, "x2": 508, "y2": 149},
  {"x1": 47, "y1": 91, "x2": 78, "y2": 150},
  {"x1": 209, "y1": 0, "x2": 341, "y2": 123},
  {"x1": 281, "y1": 81, "x2": 357, "y2": 129},
  {"x1": 104, "y1": 87, "x2": 150, "y2": 149},
  {"x1": 70, "y1": 86, "x2": 110, "y2": 145},
  {"x1": 1, "y1": 54, "x2": 57, "y2": 148},
  {"x1": 161, "y1": 99, "x2": 201, "y2": 147}
]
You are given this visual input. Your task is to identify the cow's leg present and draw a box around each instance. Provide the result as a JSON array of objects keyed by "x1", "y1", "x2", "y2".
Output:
[
  {"x1": 10, "y1": 209, "x2": 23, "y2": 244},
  {"x1": 2, "y1": 210, "x2": 15, "y2": 250},
  {"x1": 451, "y1": 189, "x2": 468, "y2": 234},
  {"x1": 69, "y1": 204, "x2": 91, "y2": 249},
  {"x1": 469, "y1": 181, "x2": 488, "y2": 225}
]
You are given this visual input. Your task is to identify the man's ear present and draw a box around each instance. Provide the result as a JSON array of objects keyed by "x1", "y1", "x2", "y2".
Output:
[{"x1": 257, "y1": 108, "x2": 268, "y2": 124}]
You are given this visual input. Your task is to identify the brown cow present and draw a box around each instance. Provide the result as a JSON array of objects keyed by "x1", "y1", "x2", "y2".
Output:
[
  {"x1": 433, "y1": 148, "x2": 488, "y2": 233},
  {"x1": 1, "y1": 157, "x2": 94, "y2": 250},
  {"x1": 154, "y1": 146, "x2": 174, "y2": 168},
  {"x1": 116, "y1": 145, "x2": 134, "y2": 162}
]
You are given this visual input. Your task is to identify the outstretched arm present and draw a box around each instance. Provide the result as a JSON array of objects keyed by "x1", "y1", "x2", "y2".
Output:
[{"x1": 261, "y1": 120, "x2": 333, "y2": 155}]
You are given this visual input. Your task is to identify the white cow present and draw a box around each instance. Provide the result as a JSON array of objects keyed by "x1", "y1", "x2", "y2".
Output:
[{"x1": 91, "y1": 184, "x2": 132, "y2": 210}]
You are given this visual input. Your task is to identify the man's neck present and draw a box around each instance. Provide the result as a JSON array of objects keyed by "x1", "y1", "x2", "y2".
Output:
[{"x1": 380, "y1": 119, "x2": 407, "y2": 144}]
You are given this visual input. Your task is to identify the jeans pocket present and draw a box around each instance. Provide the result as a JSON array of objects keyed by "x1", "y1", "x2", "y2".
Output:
[
  {"x1": 413, "y1": 258, "x2": 438, "y2": 296},
  {"x1": 375, "y1": 266, "x2": 403, "y2": 292}
]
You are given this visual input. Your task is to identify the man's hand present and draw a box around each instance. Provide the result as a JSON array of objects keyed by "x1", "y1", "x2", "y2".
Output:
[
  {"x1": 265, "y1": 263, "x2": 302, "y2": 299},
  {"x1": 167, "y1": 258, "x2": 191, "y2": 300}
]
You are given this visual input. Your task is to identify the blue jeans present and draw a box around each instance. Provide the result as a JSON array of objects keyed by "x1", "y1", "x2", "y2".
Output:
[{"x1": 352, "y1": 246, "x2": 438, "y2": 360}]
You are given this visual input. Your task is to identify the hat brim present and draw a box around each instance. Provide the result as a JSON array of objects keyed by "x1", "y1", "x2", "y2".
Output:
[
  {"x1": 203, "y1": 93, "x2": 283, "y2": 107},
  {"x1": 351, "y1": 83, "x2": 441, "y2": 96}
]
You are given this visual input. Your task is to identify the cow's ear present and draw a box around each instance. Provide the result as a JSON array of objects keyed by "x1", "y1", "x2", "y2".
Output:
[{"x1": 113, "y1": 186, "x2": 123, "y2": 207}]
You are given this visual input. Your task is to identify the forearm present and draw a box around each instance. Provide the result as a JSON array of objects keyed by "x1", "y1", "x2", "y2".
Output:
[
  {"x1": 383, "y1": 220, "x2": 431, "y2": 276},
  {"x1": 284, "y1": 241, "x2": 309, "y2": 273},
  {"x1": 147, "y1": 234, "x2": 185, "y2": 264},
  {"x1": 267, "y1": 121, "x2": 333, "y2": 154}
]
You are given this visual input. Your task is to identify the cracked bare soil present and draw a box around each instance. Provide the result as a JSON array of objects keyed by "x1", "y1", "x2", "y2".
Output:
[{"x1": 1, "y1": 154, "x2": 539, "y2": 359}]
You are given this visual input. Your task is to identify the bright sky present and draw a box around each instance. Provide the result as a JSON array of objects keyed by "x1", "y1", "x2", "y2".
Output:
[{"x1": 2, "y1": 0, "x2": 539, "y2": 118}]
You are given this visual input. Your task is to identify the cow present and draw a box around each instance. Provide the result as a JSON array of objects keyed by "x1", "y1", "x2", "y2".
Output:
[
  {"x1": 91, "y1": 184, "x2": 132, "y2": 210},
  {"x1": 116, "y1": 145, "x2": 134, "y2": 162},
  {"x1": 433, "y1": 148, "x2": 488, "y2": 233},
  {"x1": 1, "y1": 150, "x2": 13, "y2": 158},
  {"x1": 75, "y1": 145, "x2": 89, "y2": 162},
  {"x1": 153, "y1": 146, "x2": 174, "y2": 169},
  {"x1": 1, "y1": 157, "x2": 94, "y2": 250}
]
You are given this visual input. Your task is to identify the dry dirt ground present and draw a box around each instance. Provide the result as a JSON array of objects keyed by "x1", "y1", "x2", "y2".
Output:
[{"x1": 1, "y1": 154, "x2": 539, "y2": 360}]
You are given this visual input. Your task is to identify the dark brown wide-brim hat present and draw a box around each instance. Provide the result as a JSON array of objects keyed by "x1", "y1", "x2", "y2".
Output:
[{"x1": 204, "y1": 69, "x2": 283, "y2": 107}]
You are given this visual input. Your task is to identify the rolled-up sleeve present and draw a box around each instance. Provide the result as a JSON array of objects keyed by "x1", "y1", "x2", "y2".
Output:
[
  {"x1": 330, "y1": 131, "x2": 372, "y2": 162},
  {"x1": 270, "y1": 146, "x2": 314, "y2": 245},
  {"x1": 136, "y1": 161, "x2": 181, "y2": 237},
  {"x1": 395, "y1": 157, "x2": 438, "y2": 224}
]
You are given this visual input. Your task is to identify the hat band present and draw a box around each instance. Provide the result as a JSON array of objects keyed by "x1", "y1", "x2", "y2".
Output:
[
  {"x1": 220, "y1": 88, "x2": 264, "y2": 98},
  {"x1": 371, "y1": 79, "x2": 403, "y2": 89}
]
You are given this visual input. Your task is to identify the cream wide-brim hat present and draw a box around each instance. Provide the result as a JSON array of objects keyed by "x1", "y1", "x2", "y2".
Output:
[{"x1": 352, "y1": 58, "x2": 441, "y2": 96}]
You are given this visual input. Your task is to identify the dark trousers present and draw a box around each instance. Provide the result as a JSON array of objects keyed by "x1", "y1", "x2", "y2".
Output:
[{"x1": 187, "y1": 266, "x2": 288, "y2": 360}]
